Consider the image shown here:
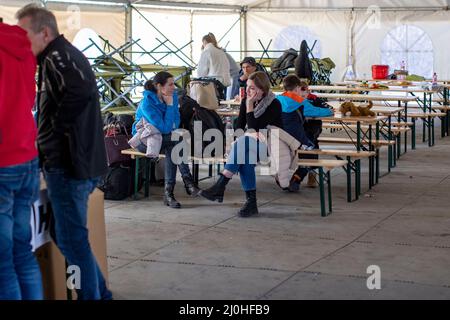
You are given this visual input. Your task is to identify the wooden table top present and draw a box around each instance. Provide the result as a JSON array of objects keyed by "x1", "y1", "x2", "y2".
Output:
[
  {"x1": 310, "y1": 85, "x2": 437, "y2": 94},
  {"x1": 314, "y1": 93, "x2": 416, "y2": 102}
]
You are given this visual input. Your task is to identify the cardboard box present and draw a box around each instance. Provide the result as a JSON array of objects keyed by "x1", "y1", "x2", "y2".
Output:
[{"x1": 34, "y1": 188, "x2": 108, "y2": 300}]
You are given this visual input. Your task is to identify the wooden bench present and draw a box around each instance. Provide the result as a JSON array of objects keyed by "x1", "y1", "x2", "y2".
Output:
[
  {"x1": 121, "y1": 148, "x2": 226, "y2": 200},
  {"x1": 317, "y1": 136, "x2": 397, "y2": 179},
  {"x1": 297, "y1": 149, "x2": 375, "y2": 202},
  {"x1": 318, "y1": 137, "x2": 396, "y2": 147},
  {"x1": 406, "y1": 112, "x2": 447, "y2": 147},
  {"x1": 297, "y1": 159, "x2": 348, "y2": 217},
  {"x1": 322, "y1": 122, "x2": 407, "y2": 133}
]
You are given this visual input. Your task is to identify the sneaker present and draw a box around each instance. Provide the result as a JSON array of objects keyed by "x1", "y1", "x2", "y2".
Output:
[
  {"x1": 306, "y1": 172, "x2": 318, "y2": 188},
  {"x1": 301, "y1": 144, "x2": 315, "y2": 151}
]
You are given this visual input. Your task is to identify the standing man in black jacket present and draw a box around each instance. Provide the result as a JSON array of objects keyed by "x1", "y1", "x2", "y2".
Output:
[{"x1": 17, "y1": 4, "x2": 112, "y2": 300}]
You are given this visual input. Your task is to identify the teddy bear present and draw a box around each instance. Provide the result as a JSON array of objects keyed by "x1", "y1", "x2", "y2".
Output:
[
  {"x1": 357, "y1": 101, "x2": 376, "y2": 117},
  {"x1": 339, "y1": 101, "x2": 361, "y2": 117},
  {"x1": 339, "y1": 101, "x2": 376, "y2": 117}
]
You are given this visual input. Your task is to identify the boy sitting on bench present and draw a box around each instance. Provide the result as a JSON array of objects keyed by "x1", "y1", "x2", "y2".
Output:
[{"x1": 277, "y1": 75, "x2": 333, "y2": 192}]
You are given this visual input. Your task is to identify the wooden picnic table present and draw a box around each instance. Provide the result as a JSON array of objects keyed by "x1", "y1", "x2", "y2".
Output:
[
  {"x1": 313, "y1": 93, "x2": 416, "y2": 103},
  {"x1": 318, "y1": 113, "x2": 392, "y2": 186},
  {"x1": 310, "y1": 85, "x2": 436, "y2": 94},
  {"x1": 326, "y1": 101, "x2": 403, "y2": 115},
  {"x1": 216, "y1": 108, "x2": 239, "y2": 117},
  {"x1": 220, "y1": 99, "x2": 241, "y2": 107}
]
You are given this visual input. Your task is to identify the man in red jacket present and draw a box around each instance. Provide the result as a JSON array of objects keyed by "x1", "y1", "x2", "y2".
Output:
[{"x1": 0, "y1": 21, "x2": 43, "y2": 300}]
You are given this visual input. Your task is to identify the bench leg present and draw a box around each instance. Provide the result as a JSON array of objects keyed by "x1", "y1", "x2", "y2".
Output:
[
  {"x1": 346, "y1": 158, "x2": 352, "y2": 203},
  {"x1": 144, "y1": 158, "x2": 150, "y2": 198},
  {"x1": 192, "y1": 161, "x2": 199, "y2": 185},
  {"x1": 327, "y1": 171, "x2": 332, "y2": 214},
  {"x1": 404, "y1": 126, "x2": 407, "y2": 155},
  {"x1": 318, "y1": 168, "x2": 327, "y2": 217},
  {"x1": 208, "y1": 164, "x2": 213, "y2": 178},
  {"x1": 428, "y1": 117, "x2": 432, "y2": 147},
  {"x1": 432, "y1": 117, "x2": 435, "y2": 146},
  {"x1": 376, "y1": 149, "x2": 380, "y2": 184},
  {"x1": 441, "y1": 116, "x2": 446, "y2": 138},
  {"x1": 388, "y1": 145, "x2": 392, "y2": 173},
  {"x1": 133, "y1": 158, "x2": 140, "y2": 200},
  {"x1": 356, "y1": 160, "x2": 361, "y2": 200},
  {"x1": 412, "y1": 118, "x2": 416, "y2": 150},
  {"x1": 423, "y1": 118, "x2": 426, "y2": 143}
]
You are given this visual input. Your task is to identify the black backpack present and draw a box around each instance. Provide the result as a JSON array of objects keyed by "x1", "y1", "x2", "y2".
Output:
[
  {"x1": 98, "y1": 164, "x2": 132, "y2": 200},
  {"x1": 179, "y1": 94, "x2": 197, "y2": 130},
  {"x1": 190, "y1": 107, "x2": 225, "y2": 157}
]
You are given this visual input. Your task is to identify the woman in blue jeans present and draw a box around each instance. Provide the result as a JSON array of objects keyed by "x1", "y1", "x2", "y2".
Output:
[
  {"x1": 200, "y1": 72, "x2": 283, "y2": 217},
  {"x1": 133, "y1": 72, "x2": 199, "y2": 208}
]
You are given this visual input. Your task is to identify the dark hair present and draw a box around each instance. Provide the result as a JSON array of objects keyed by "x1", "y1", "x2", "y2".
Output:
[
  {"x1": 248, "y1": 71, "x2": 271, "y2": 96},
  {"x1": 15, "y1": 4, "x2": 59, "y2": 37},
  {"x1": 282, "y1": 74, "x2": 309, "y2": 92},
  {"x1": 144, "y1": 71, "x2": 174, "y2": 92},
  {"x1": 240, "y1": 56, "x2": 257, "y2": 67}
]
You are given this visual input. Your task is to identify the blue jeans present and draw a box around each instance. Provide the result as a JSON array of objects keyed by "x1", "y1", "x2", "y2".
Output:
[
  {"x1": 43, "y1": 166, "x2": 112, "y2": 300},
  {"x1": 0, "y1": 158, "x2": 43, "y2": 300},
  {"x1": 138, "y1": 133, "x2": 191, "y2": 185},
  {"x1": 224, "y1": 136, "x2": 267, "y2": 192},
  {"x1": 227, "y1": 74, "x2": 241, "y2": 100}
]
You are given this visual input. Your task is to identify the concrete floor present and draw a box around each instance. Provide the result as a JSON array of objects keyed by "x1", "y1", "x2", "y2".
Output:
[{"x1": 105, "y1": 124, "x2": 450, "y2": 300}]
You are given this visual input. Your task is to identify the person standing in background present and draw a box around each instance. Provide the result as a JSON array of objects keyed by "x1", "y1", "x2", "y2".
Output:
[
  {"x1": 197, "y1": 33, "x2": 231, "y2": 94},
  {"x1": 16, "y1": 4, "x2": 112, "y2": 300},
  {"x1": 204, "y1": 32, "x2": 240, "y2": 100}
]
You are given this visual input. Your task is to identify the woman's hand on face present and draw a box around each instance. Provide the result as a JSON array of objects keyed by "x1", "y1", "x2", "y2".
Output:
[
  {"x1": 246, "y1": 89, "x2": 260, "y2": 111},
  {"x1": 162, "y1": 93, "x2": 173, "y2": 106}
]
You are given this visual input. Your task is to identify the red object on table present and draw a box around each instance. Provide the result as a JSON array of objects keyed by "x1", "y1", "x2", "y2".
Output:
[{"x1": 372, "y1": 65, "x2": 389, "y2": 80}]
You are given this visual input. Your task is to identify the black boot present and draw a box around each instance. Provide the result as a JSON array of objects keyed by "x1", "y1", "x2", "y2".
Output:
[
  {"x1": 239, "y1": 190, "x2": 258, "y2": 217},
  {"x1": 200, "y1": 173, "x2": 230, "y2": 203},
  {"x1": 163, "y1": 184, "x2": 181, "y2": 209},
  {"x1": 182, "y1": 175, "x2": 200, "y2": 197}
]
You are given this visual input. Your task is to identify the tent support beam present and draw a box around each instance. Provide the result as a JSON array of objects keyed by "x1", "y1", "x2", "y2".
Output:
[{"x1": 240, "y1": 6, "x2": 247, "y2": 60}]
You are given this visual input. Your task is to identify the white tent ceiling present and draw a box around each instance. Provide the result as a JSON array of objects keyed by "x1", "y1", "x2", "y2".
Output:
[
  {"x1": 5, "y1": 0, "x2": 448, "y2": 10},
  {"x1": 130, "y1": 0, "x2": 450, "y2": 9}
]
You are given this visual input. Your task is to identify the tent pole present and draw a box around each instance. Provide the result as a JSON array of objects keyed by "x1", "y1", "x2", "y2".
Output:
[
  {"x1": 240, "y1": 6, "x2": 247, "y2": 60},
  {"x1": 125, "y1": 3, "x2": 132, "y2": 61}
]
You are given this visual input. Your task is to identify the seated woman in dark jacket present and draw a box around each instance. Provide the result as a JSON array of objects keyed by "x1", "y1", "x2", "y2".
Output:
[
  {"x1": 132, "y1": 71, "x2": 199, "y2": 209},
  {"x1": 200, "y1": 71, "x2": 283, "y2": 217}
]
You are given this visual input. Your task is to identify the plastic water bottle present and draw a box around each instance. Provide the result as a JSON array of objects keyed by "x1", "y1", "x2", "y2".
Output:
[
  {"x1": 401, "y1": 60, "x2": 406, "y2": 71},
  {"x1": 432, "y1": 72, "x2": 439, "y2": 91},
  {"x1": 432, "y1": 72, "x2": 438, "y2": 85},
  {"x1": 224, "y1": 117, "x2": 234, "y2": 157}
]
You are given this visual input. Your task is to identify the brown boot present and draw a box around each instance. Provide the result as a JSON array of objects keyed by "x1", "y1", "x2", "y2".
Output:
[{"x1": 306, "y1": 172, "x2": 318, "y2": 188}]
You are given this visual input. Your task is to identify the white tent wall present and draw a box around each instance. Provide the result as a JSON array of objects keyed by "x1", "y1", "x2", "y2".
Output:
[
  {"x1": 353, "y1": 10, "x2": 450, "y2": 80},
  {"x1": 0, "y1": 1, "x2": 126, "y2": 49},
  {"x1": 131, "y1": 6, "x2": 240, "y2": 69},
  {"x1": 246, "y1": 11, "x2": 351, "y2": 83},
  {"x1": 131, "y1": 7, "x2": 192, "y2": 66},
  {"x1": 191, "y1": 11, "x2": 241, "y2": 63}
]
